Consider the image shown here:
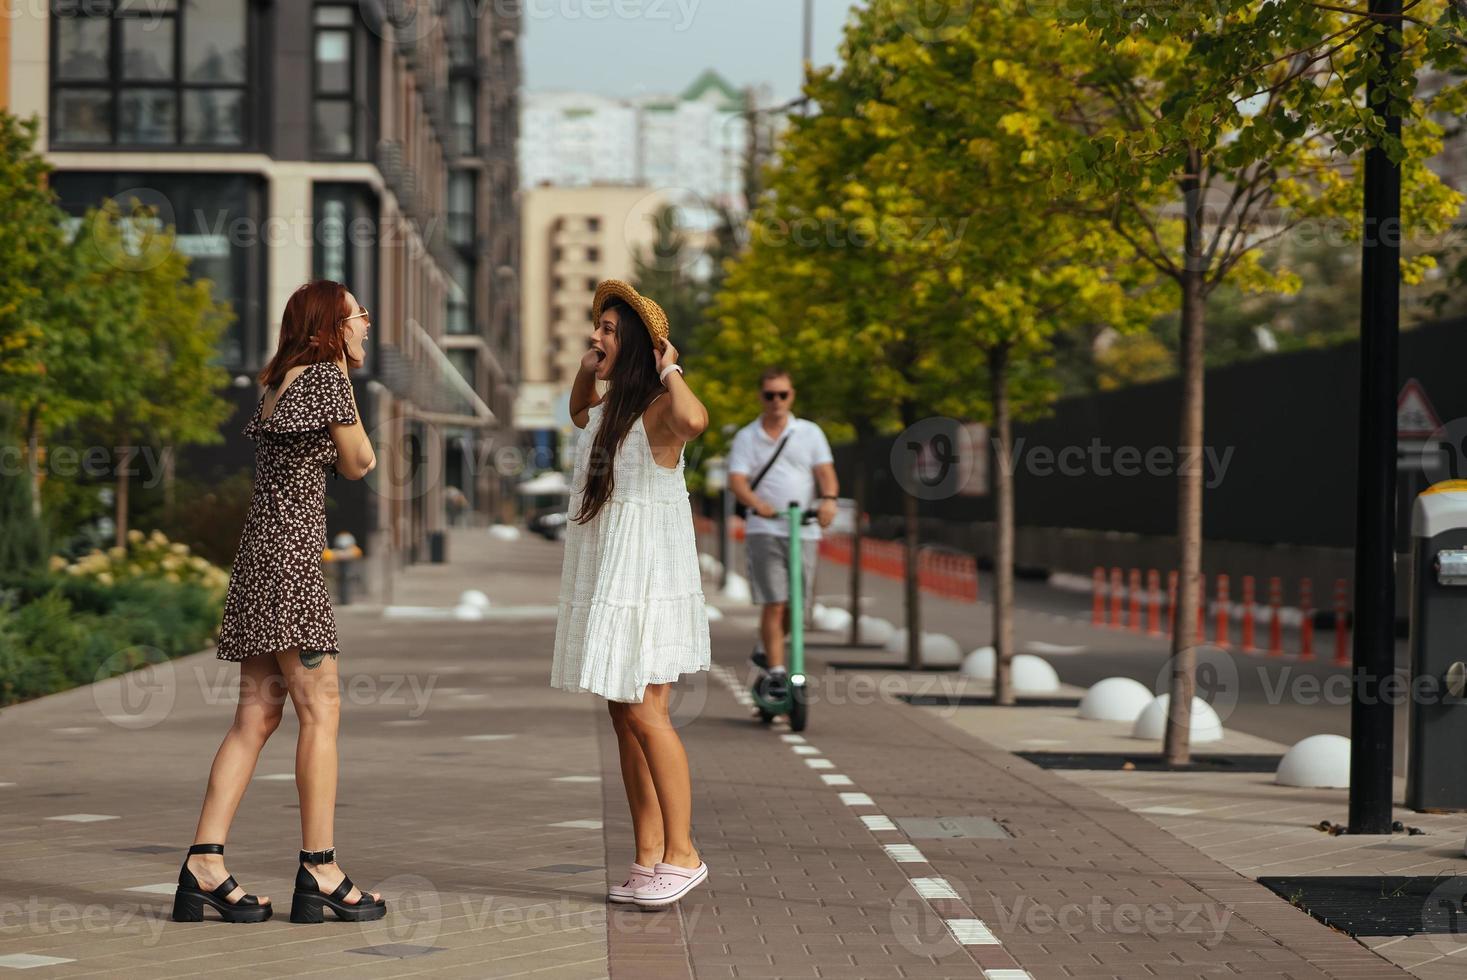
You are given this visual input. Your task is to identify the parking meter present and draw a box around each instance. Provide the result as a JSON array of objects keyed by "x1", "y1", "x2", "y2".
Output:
[{"x1": 1406, "y1": 479, "x2": 1467, "y2": 811}]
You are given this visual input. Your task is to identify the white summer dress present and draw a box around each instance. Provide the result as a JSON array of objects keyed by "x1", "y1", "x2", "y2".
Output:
[{"x1": 549, "y1": 395, "x2": 711, "y2": 702}]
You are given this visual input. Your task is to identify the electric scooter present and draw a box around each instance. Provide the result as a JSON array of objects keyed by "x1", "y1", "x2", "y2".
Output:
[{"x1": 750, "y1": 502, "x2": 818, "y2": 732}]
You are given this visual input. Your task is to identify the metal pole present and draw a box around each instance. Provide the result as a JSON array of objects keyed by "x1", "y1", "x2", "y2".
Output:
[
  {"x1": 801, "y1": 0, "x2": 813, "y2": 115},
  {"x1": 1349, "y1": 0, "x2": 1402, "y2": 835}
]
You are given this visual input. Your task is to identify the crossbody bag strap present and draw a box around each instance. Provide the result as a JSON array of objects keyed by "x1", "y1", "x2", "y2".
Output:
[{"x1": 749, "y1": 428, "x2": 794, "y2": 492}]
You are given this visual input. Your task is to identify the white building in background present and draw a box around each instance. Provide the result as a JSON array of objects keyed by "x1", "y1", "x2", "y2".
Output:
[{"x1": 520, "y1": 70, "x2": 750, "y2": 211}]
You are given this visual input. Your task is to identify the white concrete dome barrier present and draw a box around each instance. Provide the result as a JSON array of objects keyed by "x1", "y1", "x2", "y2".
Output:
[
  {"x1": 459, "y1": 589, "x2": 491, "y2": 610},
  {"x1": 1275, "y1": 734, "x2": 1351, "y2": 788},
  {"x1": 1011, "y1": 654, "x2": 1060, "y2": 693},
  {"x1": 813, "y1": 606, "x2": 852, "y2": 632},
  {"x1": 884, "y1": 627, "x2": 909, "y2": 655},
  {"x1": 721, "y1": 572, "x2": 752, "y2": 604},
  {"x1": 704, "y1": 604, "x2": 724, "y2": 622},
  {"x1": 922, "y1": 633, "x2": 962, "y2": 666},
  {"x1": 452, "y1": 603, "x2": 484, "y2": 621},
  {"x1": 488, "y1": 524, "x2": 521, "y2": 541},
  {"x1": 961, "y1": 647, "x2": 995, "y2": 679},
  {"x1": 857, "y1": 615, "x2": 895, "y2": 645},
  {"x1": 1078, "y1": 677, "x2": 1153, "y2": 722},
  {"x1": 1131, "y1": 695, "x2": 1224, "y2": 742}
]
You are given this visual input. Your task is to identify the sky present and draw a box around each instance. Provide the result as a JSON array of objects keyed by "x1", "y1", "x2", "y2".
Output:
[{"x1": 519, "y1": 0, "x2": 852, "y2": 104}]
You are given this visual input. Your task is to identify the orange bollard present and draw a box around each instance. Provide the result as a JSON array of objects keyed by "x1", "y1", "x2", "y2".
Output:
[
  {"x1": 1268, "y1": 576, "x2": 1283, "y2": 655},
  {"x1": 1109, "y1": 567, "x2": 1123, "y2": 628},
  {"x1": 1093, "y1": 567, "x2": 1106, "y2": 625},
  {"x1": 1128, "y1": 569, "x2": 1143, "y2": 632},
  {"x1": 1299, "y1": 578, "x2": 1314, "y2": 660},
  {"x1": 1167, "y1": 570, "x2": 1179, "y2": 637},
  {"x1": 1215, "y1": 574, "x2": 1230, "y2": 647},
  {"x1": 1333, "y1": 578, "x2": 1349, "y2": 666},
  {"x1": 1146, "y1": 569, "x2": 1161, "y2": 636},
  {"x1": 1241, "y1": 575, "x2": 1256, "y2": 652}
]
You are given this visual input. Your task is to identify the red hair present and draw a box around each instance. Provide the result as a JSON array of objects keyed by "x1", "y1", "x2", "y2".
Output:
[{"x1": 257, "y1": 280, "x2": 351, "y2": 387}]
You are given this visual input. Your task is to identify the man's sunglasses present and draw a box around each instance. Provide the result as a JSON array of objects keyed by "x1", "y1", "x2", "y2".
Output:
[{"x1": 762, "y1": 390, "x2": 792, "y2": 401}]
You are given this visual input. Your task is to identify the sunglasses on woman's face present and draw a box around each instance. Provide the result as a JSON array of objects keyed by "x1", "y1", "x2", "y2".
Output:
[
  {"x1": 341, "y1": 308, "x2": 370, "y2": 326},
  {"x1": 762, "y1": 389, "x2": 792, "y2": 401}
]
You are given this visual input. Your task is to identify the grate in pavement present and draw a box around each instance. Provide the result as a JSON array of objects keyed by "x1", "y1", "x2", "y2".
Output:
[
  {"x1": 827, "y1": 661, "x2": 962, "y2": 672},
  {"x1": 899, "y1": 693, "x2": 1082, "y2": 708},
  {"x1": 347, "y1": 944, "x2": 446, "y2": 958},
  {"x1": 528, "y1": 864, "x2": 601, "y2": 874},
  {"x1": 116, "y1": 845, "x2": 176, "y2": 855},
  {"x1": 1258, "y1": 875, "x2": 1467, "y2": 936},
  {"x1": 1016, "y1": 751, "x2": 1283, "y2": 772},
  {"x1": 896, "y1": 816, "x2": 1011, "y2": 840}
]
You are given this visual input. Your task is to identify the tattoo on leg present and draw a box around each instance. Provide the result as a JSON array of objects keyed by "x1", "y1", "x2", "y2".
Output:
[{"x1": 300, "y1": 650, "x2": 337, "y2": 670}]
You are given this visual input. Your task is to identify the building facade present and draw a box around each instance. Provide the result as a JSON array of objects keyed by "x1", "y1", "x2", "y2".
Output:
[
  {"x1": 516, "y1": 184, "x2": 676, "y2": 467},
  {"x1": 8, "y1": 0, "x2": 522, "y2": 596},
  {"x1": 520, "y1": 70, "x2": 749, "y2": 212}
]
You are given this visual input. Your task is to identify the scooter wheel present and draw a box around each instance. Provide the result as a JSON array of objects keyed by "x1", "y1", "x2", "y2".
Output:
[{"x1": 789, "y1": 693, "x2": 808, "y2": 733}]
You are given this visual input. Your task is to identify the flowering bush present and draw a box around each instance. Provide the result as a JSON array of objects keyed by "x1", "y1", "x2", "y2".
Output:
[{"x1": 48, "y1": 528, "x2": 229, "y2": 597}]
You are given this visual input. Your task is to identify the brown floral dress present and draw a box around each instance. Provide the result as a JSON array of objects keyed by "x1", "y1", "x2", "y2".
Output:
[{"x1": 215, "y1": 362, "x2": 357, "y2": 663}]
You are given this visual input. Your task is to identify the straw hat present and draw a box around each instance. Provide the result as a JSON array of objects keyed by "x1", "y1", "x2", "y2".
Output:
[{"x1": 591, "y1": 280, "x2": 669, "y2": 351}]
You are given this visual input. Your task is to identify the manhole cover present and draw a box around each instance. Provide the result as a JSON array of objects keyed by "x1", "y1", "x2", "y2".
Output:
[
  {"x1": 900, "y1": 694, "x2": 1081, "y2": 708},
  {"x1": 896, "y1": 816, "x2": 1011, "y2": 839},
  {"x1": 1259, "y1": 876, "x2": 1467, "y2": 936},
  {"x1": 1017, "y1": 752, "x2": 1283, "y2": 772}
]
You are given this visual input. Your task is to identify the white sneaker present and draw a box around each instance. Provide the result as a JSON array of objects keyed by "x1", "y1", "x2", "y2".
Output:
[
  {"x1": 607, "y1": 862, "x2": 654, "y2": 904},
  {"x1": 632, "y1": 861, "x2": 708, "y2": 908}
]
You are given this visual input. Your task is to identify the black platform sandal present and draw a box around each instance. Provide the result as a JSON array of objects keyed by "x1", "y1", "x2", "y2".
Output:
[
  {"x1": 290, "y1": 847, "x2": 387, "y2": 923},
  {"x1": 172, "y1": 843, "x2": 273, "y2": 923}
]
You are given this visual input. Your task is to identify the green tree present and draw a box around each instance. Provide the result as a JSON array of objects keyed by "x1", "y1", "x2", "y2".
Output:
[{"x1": 1035, "y1": 0, "x2": 1465, "y2": 760}]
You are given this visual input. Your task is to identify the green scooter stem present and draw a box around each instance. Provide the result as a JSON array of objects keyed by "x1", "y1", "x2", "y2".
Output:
[{"x1": 786, "y1": 502, "x2": 804, "y2": 682}]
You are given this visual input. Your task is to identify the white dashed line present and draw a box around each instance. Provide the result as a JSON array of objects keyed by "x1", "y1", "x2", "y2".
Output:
[
  {"x1": 911, "y1": 877, "x2": 960, "y2": 900},
  {"x1": 804, "y1": 758, "x2": 835, "y2": 770},
  {"x1": 838, "y1": 792, "x2": 875, "y2": 806},
  {"x1": 860, "y1": 814, "x2": 897, "y2": 831},
  {"x1": 883, "y1": 843, "x2": 926, "y2": 863},
  {"x1": 947, "y1": 918, "x2": 1001, "y2": 945},
  {"x1": 821, "y1": 774, "x2": 854, "y2": 786}
]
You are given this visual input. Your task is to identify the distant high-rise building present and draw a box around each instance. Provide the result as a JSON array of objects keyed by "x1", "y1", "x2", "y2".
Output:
[{"x1": 520, "y1": 70, "x2": 750, "y2": 212}]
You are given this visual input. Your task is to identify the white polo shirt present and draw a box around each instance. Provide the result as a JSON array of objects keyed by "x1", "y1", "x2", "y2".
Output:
[{"x1": 727, "y1": 415, "x2": 834, "y2": 540}]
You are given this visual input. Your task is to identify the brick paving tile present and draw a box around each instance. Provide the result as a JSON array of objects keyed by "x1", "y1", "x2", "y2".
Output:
[{"x1": 0, "y1": 530, "x2": 1423, "y2": 978}]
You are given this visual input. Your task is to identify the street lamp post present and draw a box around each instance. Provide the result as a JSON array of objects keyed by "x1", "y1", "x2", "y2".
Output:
[{"x1": 1349, "y1": 0, "x2": 1402, "y2": 835}]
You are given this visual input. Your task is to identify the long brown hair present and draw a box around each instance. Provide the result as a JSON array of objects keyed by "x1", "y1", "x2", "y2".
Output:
[
  {"x1": 571, "y1": 299, "x2": 664, "y2": 525},
  {"x1": 258, "y1": 280, "x2": 351, "y2": 387}
]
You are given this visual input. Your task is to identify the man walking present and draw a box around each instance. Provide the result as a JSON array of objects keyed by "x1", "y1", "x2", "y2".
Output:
[{"x1": 727, "y1": 367, "x2": 839, "y2": 701}]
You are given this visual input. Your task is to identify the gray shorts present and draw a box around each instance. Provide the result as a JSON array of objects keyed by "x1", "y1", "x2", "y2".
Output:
[{"x1": 746, "y1": 533, "x2": 818, "y2": 607}]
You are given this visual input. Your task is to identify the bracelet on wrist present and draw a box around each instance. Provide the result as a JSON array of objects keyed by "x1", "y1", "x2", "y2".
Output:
[{"x1": 659, "y1": 363, "x2": 683, "y2": 383}]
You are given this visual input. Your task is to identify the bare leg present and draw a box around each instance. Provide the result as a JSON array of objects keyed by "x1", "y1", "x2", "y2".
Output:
[
  {"x1": 608, "y1": 701, "x2": 664, "y2": 867},
  {"x1": 626, "y1": 684, "x2": 700, "y2": 868},
  {"x1": 276, "y1": 648, "x2": 379, "y2": 903},
  {"x1": 762, "y1": 602, "x2": 787, "y2": 670},
  {"x1": 189, "y1": 653, "x2": 287, "y2": 905}
]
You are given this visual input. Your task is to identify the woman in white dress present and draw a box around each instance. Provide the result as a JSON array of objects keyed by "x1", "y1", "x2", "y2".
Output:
[{"x1": 550, "y1": 280, "x2": 713, "y2": 908}]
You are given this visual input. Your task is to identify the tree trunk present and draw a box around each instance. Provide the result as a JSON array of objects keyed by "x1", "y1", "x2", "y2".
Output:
[
  {"x1": 25, "y1": 405, "x2": 41, "y2": 520},
  {"x1": 162, "y1": 444, "x2": 176, "y2": 526},
  {"x1": 115, "y1": 455, "x2": 130, "y2": 550},
  {"x1": 990, "y1": 345, "x2": 1016, "y2": 706},
  {"x1": 904, "y1": 481, "x2": 921, "y2": 669},
  {"x1": 848, "y1": 433, "x2": 867, "y2": 647},
  {"x1": 1165, "y1": 143, "x2": 1207, "y2": 766}
]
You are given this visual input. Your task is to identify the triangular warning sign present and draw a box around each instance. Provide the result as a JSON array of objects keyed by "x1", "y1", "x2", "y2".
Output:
[{"x1": 1398, "y1": 378, "x2": 1442, "y2": 439}]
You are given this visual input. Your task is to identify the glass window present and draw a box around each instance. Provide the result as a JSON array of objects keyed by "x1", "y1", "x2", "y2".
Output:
[
  {"x1": 315, "y1": 31, "x2": 351, "y2": 93},
  {"x1": 184, "y1": 0, "x2": 247, "y2": 83},
  {"x1": 451, "y1": 77, "x2": 475, "y2": 156},
  {"x1": 55, "y1": 17, "x2": 110, "y2": 81},
  {"x1": 119, "y1": 88, "x2": 176, "y2": 143},
  {"x1": 313, "y1": 102, "x2": 353, "y2": 156},
  {"x1": 50, "y1": 0, "x2": 251, "y2": 148},
  {"x1": 121, "y1": 17, "x2": 174, "y2": 81},
  {"x1": 183, "y1": 89, "x2": 245, "y2": 145},
  {"x1": 53, "y1": 89, "x2": 113, "y2": 142}
]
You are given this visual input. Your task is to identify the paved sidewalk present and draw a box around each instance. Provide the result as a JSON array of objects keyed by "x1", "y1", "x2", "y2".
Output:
[{"x1": 0, "y1": 526, "x2": 1416, "y2": 978}]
